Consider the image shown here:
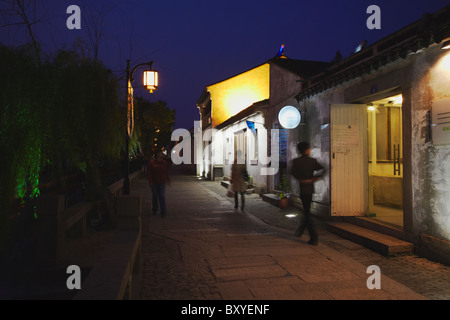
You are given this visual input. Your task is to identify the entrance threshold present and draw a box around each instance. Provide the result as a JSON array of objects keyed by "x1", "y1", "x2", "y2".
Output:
[
  {"x1": 326, "y1": 215, "x2": 418, "y2": 256},
  {"x1": 369, "y1": 205, "x2": 403, "y2": 228},
  {"x1": 326, "y1": 220, "x2": 414, "y2": 256},
  {"x1": 344, "y1": 216, "x2": 418, "y2": 245}
]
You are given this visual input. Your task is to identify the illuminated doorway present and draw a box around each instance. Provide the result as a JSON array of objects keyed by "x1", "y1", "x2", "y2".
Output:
[{"x1": 367, "y1": 94, "x2": 403, "y2": 227}]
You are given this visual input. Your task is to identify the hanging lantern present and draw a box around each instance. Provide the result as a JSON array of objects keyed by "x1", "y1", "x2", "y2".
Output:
[{"x1": 143, "y1": 70, "x2": 159, "y2": 93}]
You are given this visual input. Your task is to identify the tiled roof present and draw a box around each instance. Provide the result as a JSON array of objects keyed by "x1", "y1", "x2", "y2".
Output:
[{"x1": 296, "y1": 4, "x2": 450, "y2": 101}]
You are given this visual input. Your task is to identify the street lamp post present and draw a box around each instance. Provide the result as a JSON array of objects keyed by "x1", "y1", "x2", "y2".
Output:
[{"x1": 123, "y1": 59, "x2": 159, "y2": 195}]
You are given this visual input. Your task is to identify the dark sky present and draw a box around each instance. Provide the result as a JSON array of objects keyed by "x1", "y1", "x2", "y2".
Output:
[{"x1": 1, "y1": 0, "x2": 448, "y2": 130}]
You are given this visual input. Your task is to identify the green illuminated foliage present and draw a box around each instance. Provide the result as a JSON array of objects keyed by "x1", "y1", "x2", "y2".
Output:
[{"x1": 0, "y1": 44, "x2": 125, "y2": 255}]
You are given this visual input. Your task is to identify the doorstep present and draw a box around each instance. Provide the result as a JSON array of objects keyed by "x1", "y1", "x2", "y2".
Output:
[{"x1": 326, "y1": 221, "x2": 414, "y2": 256}]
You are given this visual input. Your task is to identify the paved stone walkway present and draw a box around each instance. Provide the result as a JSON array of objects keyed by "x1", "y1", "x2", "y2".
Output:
[
  {"x1": 131, "y1": 171, "x2": 450, "y2": 300},
  {"x1": 199, "y1": 175, "x2": 450, "y2": 301}
]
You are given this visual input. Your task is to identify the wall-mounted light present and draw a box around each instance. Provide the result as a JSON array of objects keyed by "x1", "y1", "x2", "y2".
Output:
[
  {"x1": 278, "y1": 106, "x2": 301, "y2": 129},
  {"x1": 441, "y1": 39, "x2": 450, "y2": 50},
  {"x1": 354, "y1": 40, "x2": 367, "y2": 53},
  {"x1": 390, "y1": 94, "x2": 403, "y2": 105}
]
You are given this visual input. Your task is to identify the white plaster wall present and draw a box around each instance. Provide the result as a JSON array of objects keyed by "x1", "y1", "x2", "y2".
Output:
[{"x1": 217, "y1": 113, "x2": 269, "y2": 191}]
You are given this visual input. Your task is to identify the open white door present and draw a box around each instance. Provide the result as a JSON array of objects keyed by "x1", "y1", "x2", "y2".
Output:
[{"x1": 330, "y1": 104, "x2": 368, "y2": 216}]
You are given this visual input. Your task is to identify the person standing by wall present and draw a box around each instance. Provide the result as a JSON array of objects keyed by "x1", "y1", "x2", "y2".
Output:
[
  {"x1": 148, "y1": 151, "x2": 170, "y2": 216},
  {"x1": 291, "y1": 142, "x2": 325, "y2": 245}
]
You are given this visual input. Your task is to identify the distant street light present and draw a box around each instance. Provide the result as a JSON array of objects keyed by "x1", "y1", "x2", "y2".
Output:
[{"x1": 124, "y1": 60, "x2": 159, "y2": 195}]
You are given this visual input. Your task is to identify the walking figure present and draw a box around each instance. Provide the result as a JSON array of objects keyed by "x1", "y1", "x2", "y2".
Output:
[
  {"x1": 230, "y1": 150, "x2": 246, "y2": 211},
  {"x1": 291, "y1": 142, "x2": 325, "y2": 245},
  {"x1": 148, "y1": 151, "x2": 170, "y2": 216}
]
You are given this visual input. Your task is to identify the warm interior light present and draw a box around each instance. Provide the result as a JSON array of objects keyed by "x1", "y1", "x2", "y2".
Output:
[
  {"x1": 391, "y1": 94, "x2": 403, "y2": 105},
  {"x1": 430, "y1": 51, "x2": 450, "y2": 97},
  {"x1": 441, "y1": 39, "x2": 450, "y2": 50},
  {"x1": 367, "y1": 106, "x2": 376, "y2": 111},
  {"x1": 144, "y1": 70, "x2": 158, "y2": 92}
]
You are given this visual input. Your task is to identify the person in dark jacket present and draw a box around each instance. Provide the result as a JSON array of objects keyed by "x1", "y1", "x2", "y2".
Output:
[
  {"x1": 291, "y1": 142, "x2": 325, "y2": 245},
  {"x1": 148, "y1": 151, "x2": 170, "y2": 216}
]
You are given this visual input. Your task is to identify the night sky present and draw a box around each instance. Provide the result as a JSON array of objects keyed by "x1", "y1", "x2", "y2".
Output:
[{"x1": 1, "y1": 0, "x2": 448, "y2": 130}]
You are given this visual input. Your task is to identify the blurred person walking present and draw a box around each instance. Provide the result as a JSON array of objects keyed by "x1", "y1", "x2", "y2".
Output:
[
  {"x1": 291, "y1": 142, "x2": 325, "y2": 245},
  {"x1": 230, "y1": 150, "x2": 247, "y2": 211},
  {"x1": 148, "y1": 150, "x2": 170, "y2": 216}
]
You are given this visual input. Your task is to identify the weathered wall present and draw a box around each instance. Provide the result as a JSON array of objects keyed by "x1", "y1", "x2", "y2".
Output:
[
  {"x1": 269, "y1": 63, "x2": 303, "y2": 107},
  {"x1": 284, "y1": 87, "x2": 347, "y2": 216},
  {"x1": 411, "y1": 45, "x2": 450, "y2": 242}
]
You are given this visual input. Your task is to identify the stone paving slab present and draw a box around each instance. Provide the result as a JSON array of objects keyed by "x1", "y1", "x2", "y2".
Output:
[
  {"x1": 132, "y1": 173, "x2": 436, "y2": 300},
  {"x1": 208, "y1": 255, "x2": 276, "y2": 269},
  {"x1": 213, "y1": 265, "x2": 288, "y2": 282}
]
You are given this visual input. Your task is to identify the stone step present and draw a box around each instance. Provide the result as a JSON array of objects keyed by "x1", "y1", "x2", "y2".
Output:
[
  {"x1": 326, "y1": 221, "x2": 414, "y2": 256},
  {"x1": 345, "y1": 216, "x2": 418, "y2": 244}
]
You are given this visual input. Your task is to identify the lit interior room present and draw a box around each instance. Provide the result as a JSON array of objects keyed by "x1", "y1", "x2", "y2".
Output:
[{"x1": 367, "y1": 94, "x2": 404, "y2": 227}]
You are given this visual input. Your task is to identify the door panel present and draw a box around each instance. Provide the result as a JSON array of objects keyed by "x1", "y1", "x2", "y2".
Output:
[
  {"x1": 331, "y1": 104, "x2": 368, "y2": 216},
  {"x1": 234, "y1": 129, "x2": 247, "y2": 163}
]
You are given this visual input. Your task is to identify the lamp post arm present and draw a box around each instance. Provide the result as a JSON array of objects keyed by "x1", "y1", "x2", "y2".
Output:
[
  {"x1": 130, "y1": 61, "x2": 154, "y2": 82},
  {"x1": 123, "y1": 59, "x2": 154, "y2": 195}
]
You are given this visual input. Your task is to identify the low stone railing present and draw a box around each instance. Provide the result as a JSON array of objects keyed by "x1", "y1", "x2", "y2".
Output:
[
  {"x1": 73, "y1": 195, "x2": 142, "y2": 300},
  {"x1": 36, "y1": 170, "x2": 142, "y2": 264}
]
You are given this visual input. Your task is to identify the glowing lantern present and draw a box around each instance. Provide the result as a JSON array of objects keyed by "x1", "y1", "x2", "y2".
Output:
[{"x1": 144, "y1": 70, "x2": 159, "y2": 93}]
